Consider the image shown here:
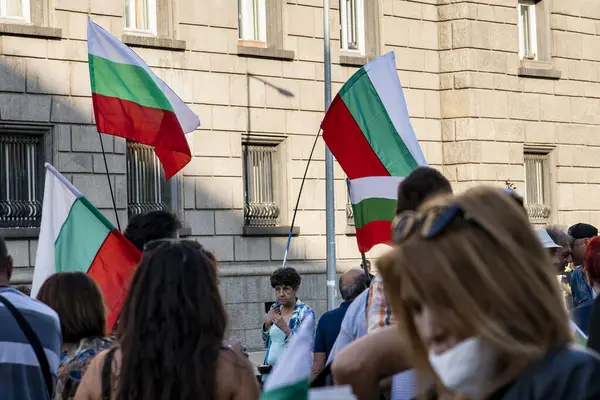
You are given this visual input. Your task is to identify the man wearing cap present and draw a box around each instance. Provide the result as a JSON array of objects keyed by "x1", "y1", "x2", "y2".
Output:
[{"x1": 568, "y1": 223, "x2": 598, "y2": 307}]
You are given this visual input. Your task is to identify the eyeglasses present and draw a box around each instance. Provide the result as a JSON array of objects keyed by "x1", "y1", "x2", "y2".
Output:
[{"x1": 391, "y1": 188, "x2": 525, "y2": 244}]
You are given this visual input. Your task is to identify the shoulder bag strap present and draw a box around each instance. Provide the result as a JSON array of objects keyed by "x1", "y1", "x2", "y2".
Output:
[
  {"x1": 0, "y1": 294, "x2": 53, "y2": 397},
  {"x1": 101, "y1": 347, "x2": 117, "y2": 400}
]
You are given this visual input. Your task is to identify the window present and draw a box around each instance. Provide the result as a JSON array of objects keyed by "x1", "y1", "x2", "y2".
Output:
[
  {"x1": 518, "y1": 0, "x2": 537, "y2": 60},
  {"x1": 0, "y1": 0, "x2": 30, "y2": 22},
  {"x1": 124, "y1": 0, "x2": 157, "y2": 35},
  {"x1": 243, "y1": 144, "x2": 280, "y2": 227},
  {"x1": 524, "y1": 151, "x2": 551, "y2": 223},
  {"x1": 127, "y1": 142, "x2": 170, "y2": 218},
  {"x1": 238, "y1": 0, "x2": 267, "y2": 43},
  {"x1": 340, "y1": 0, "x2": 365, "y2": 54},
  {"x1": 0, "y1": 134, "x2": 43, "y2": 229}
]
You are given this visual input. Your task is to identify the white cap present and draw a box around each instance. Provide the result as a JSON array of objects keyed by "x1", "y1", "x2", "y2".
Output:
[{"x1": 536, "y1": 228, "x2": 561, "y2": 249}]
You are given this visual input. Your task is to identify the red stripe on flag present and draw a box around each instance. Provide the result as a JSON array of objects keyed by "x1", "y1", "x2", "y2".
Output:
[
  {"x1": 321, "y1": 95, "x2": 389, "y2": 179},
  {"x1": 92, "y1": 93, "x2": 191, "y2": 179},
  {"x1": 355, "y1": 220, "x2": 392, "y2": 253},
  {"x1": 87, "y1": 229, "x2": 141, "y2": 332}
]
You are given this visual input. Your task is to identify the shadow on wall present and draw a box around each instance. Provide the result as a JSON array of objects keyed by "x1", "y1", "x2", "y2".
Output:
[{"x1": 0, "y1": 55, "x2": 336, "y2": 351}]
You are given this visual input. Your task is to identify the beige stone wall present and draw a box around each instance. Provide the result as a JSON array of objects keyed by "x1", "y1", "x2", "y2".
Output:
[
  {"x1": 2, "y1": 0, "x2": 600, "y2": 345},
  {"x1": 438, "y1": 0, "x2": 600, "y2": 228}
]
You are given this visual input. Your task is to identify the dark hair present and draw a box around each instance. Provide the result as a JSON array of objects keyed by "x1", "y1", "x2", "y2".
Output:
[
  {"x1": 37, "y1": 272, "x2": 106, "y2": 343},
  {"x1": 270, "y1": 267, "x2": 301, "y2": 290},
  {"x1": 396, "y1": 167, "x2": 453, "y2": 214},
  {"x1": 339, "y1": 273, "x2": 368, "y2": 301},
  {"x1": 117, "y1": 240, "x2": 227, "y2": 400},
  {"x1": 15, "y1": 285, "x2": 31, "y2": 296},
  {"x1": 0, "y1": 236, "x2": 7, "y2": 259},
  {"x1": 123, "y1": 210, "x2": 181, "y2": 251}
]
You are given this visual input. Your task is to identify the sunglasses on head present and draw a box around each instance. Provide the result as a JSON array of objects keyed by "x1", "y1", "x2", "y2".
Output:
[{"x1": 391, "y1": 188, "x2": 524, "y2": 244}]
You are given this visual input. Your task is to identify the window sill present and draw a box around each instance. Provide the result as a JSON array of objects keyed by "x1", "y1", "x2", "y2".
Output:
[
  {"x1": 242, "y1": 226, "x2": 300, "y2": 237},
  {"x1": 518, "y1": 60, "x2": 561, "y2": 80},
  {"x1": 0, "y1": 23, "x2": 61, "y2": 39},
  {"x1": 0, "y1": 228, "x2": 40, "y2": 239},
  {"x1": 345, "y1": 225, "x2": 356, "y2": 236},
  {"x1": 340, "y1": 54, "x2": 368, "y2": 67},
  {"x1": 122, "y1": 34, "x2": 186, "y2": 51},
  {"x1": 237, "y1": 45, "x2": 294, "y2": 61}
]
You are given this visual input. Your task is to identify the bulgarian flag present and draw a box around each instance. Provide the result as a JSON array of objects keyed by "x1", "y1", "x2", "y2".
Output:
[
  {"x1": 322, "y1": 52, "x2": 427, "y2": 252},
  {"x1": 31, "y1": 164, "x2": 141, "y2": 331},
  {"x1": 87, "y1": 18, "x2": 200, "y2": 179},
  {"x1": 347, "y1": 176, "x2": 403, "y2": 253}
]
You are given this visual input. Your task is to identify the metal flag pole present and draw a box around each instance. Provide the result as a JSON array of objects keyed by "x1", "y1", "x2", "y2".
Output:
[
  {"x1": 97, "y1": 131, "x2": 121, "y2": 231},
  {"x1": 324, "y1": 0, "x2": 337, "y2": 311},
  {"x1": 281, "y1": 128, "x2": 322, "y2": 269}
]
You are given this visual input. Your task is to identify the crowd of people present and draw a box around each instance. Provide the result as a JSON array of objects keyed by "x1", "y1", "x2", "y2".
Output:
[{"x1": 2, "y1": 166, "x2": 600, "y2": 399}]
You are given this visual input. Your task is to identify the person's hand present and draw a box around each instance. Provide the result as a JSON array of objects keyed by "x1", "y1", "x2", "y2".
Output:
[
  {"x1": 272, "y1": 311, "x2": 290, "y2": 334},
  {"x1": 263, "y1": 307, "x2": 278, "y2": 330}
]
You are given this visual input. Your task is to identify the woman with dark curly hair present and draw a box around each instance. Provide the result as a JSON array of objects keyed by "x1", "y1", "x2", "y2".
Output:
[
  {"x1": 261, "y1": 267, "x2": 315, "y2": 380},
  {"x1": 74, "y1": 240, "x2": 259, "y2": 400}
]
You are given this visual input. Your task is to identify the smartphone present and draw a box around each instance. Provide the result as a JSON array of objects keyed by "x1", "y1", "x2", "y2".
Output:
[
  {"x1": 258, "y1": 364, "x2": 273, "y2": 375},
  {"x1": 264, "y1": 301, "x2": 276, "y2": 313}
]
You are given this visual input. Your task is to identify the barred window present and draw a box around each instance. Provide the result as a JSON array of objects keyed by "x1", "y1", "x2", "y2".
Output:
[
  {"x1": 127, "y1": 142, "x2": 170, "y2": 219},
  {"x1": 0, "y1": 134, "x2": 43, "y2": 229},
  {"x1": 243, "y1": 144, "x2": 280, "y2": 227},
  {"x1": 524, "y1": 151, "x2": 551, "y2": 222}
]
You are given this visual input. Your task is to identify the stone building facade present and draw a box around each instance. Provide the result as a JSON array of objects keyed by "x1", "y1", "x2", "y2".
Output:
[{"x1": 0, "y1": 0, "x2": 599, "y2": 347}]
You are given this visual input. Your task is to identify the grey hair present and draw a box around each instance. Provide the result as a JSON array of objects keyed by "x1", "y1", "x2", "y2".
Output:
[
  {"x1": 545, "y1": 226, "x2": 573, "y2": 249},
  {"x1": 339, "y1": 272, "x2": 368, "y2": 301}
]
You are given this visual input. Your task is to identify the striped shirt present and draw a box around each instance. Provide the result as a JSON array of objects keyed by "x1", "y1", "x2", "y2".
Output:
[{"x1": 0, "y1": 287, "x2": 62, "y2": 400}]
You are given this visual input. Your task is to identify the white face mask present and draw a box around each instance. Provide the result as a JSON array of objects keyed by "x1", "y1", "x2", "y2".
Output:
[{"x1": 428, "y1": 337, "x2": 497, "y2": 399}]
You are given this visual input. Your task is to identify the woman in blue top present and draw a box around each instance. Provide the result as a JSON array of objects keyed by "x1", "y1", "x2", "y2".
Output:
[{"x1": 262, "y1": 267, "x2": 314, "y2": 378}]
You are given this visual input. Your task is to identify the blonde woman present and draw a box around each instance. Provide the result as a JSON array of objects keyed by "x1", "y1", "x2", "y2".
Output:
[{"x1": 378, "y1": 187, "x2": 600, "y2": 400}]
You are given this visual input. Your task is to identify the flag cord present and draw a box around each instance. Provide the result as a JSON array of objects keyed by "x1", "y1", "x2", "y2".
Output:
[
  {"x1": 281, "y1": 128, "x2": 322, "y2": 269},
  {"x1": 98, "y1": 131, "x2": 122, "y2": 231}
]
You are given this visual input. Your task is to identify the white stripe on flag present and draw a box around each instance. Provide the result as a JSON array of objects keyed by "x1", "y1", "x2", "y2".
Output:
[
  {"x1": 31, "y1": 165, "x2": 79, "y2": 297},
  {"x1": 87, "y1": 18, "x2": 200, "y2": 133},
  {"x1": 348, "y1": 176, "x2": 404, "y2": 205},
  {"x1": 364, "y1": 52, "x2": 428, "y2": 167}
]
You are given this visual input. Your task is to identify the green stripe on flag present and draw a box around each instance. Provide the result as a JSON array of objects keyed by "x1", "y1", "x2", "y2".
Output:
[
  {"x1": 352, "y1": 197, "x2": 397, "y2": 229},
  {"x1": 55, "y1": 199, "x2": 111, "y2": 273},
  {"x1": 260, "y1": 379, "x2": 310, "y2": 400},
  {"x1": 89, "y1": 54, "x2": 174, "y2": 112},
  {"x1": 339, "y1": 68, "x2": 419, "y2": 176}
]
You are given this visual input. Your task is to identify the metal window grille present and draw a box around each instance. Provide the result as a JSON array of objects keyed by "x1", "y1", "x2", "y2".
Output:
[
  {"x1": 243, "y1": 144, "x2": 280, "y2": 227},
  {"x1": 127, "y1": 142, "x2": 170, "y2": 218},
  {"x1": 0, "y1": 134, "x2": 43, "y2": 229},
  {"x1": 524, "y1": 152, "x2": 551, "y2": 221}
]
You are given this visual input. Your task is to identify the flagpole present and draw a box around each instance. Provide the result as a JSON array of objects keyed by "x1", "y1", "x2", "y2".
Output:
[
  {"x1": 324, "y1": 0, "x2": 337, "y2": 311},
  {"x1": 282, "y1": 128, "x2": 322, "y2": 269},
  {"x1": 98, "y1": 132, "x2": 122, "y2": 231}
]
